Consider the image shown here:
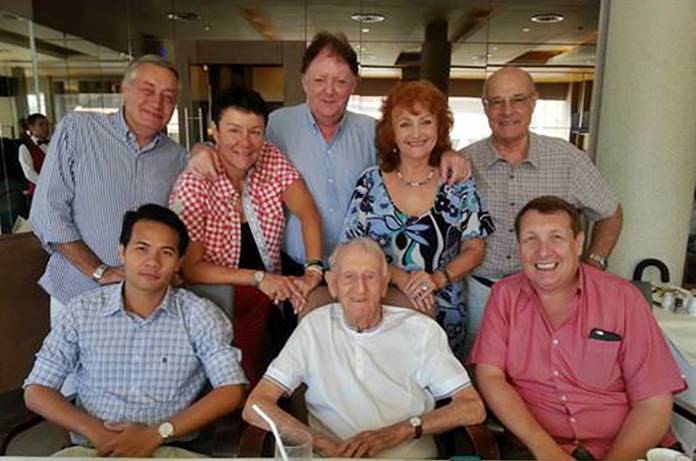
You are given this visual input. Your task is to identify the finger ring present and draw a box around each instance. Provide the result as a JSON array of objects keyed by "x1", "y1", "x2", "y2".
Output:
[{"x1": 421, "y1": 283, "x2": 429, "y2": 292}]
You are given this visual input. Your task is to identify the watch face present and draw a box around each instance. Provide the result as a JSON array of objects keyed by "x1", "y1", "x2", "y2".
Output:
[
  {"x1": 409, "y1": 416, "x2": 422, "y2": 427},
  {"x1": 254, "y1": 271, "x2": 265, "y2": 286},
  {"x1": 158, "y1": 421, "x2": 175, "y2": 439}
]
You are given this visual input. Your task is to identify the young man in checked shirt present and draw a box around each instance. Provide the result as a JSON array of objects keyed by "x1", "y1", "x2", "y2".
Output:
[{"x1": 24, "y1": 204, "x2": 247, "y2": 457}]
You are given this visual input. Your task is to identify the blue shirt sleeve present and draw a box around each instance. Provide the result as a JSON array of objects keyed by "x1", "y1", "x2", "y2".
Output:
[
  {"x1": 187, "y1": 296, "x2": 248, "y2": 388},
  {"x1": 24, "y1": 302, "x2": 80, "y2": 390},
  {"x1": 29, "y1": 114, "x2": 82, "y2": 248}
]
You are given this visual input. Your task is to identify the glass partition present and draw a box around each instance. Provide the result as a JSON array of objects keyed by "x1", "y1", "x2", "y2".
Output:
[{"x1": 0, "y1": 0, "x2": 601, "y2": 234}]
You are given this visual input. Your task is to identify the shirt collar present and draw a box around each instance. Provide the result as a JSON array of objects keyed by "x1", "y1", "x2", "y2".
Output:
[
  {"x1": 302, "y1": 103, "x2": 348, "y2": 139},
  {"x1": 101, "y1": 282, "x2": 175, "y2": 318},
  {"x1": 484, "y1": 131, "x2": 540, "y2": 169},
  {"x1": 114, "y1": 108, "x2": 162, "y2": 150}
]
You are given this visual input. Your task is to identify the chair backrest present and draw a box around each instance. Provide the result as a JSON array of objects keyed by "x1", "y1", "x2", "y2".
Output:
[
  {"x1": 185, "y1": 284, "x2": 234, "y2": 320},
  {"x1": 0, "y1": 233, "x2": 49, "y2": 392}
]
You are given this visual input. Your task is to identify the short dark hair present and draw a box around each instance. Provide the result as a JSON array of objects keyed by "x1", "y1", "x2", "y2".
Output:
[
  {"x1": 301, "y1": 31, "x2": 359, "y2": 76},
  {"x1": 26, "y1": 113, "x2": 47, "y2": 126},
  {"x1": 514, "y1": 196, "x2": 582, "y2": 239},
  {"x1": 120, "y1": 204, "x2": 190, "y2": 255},
  {"x1": 211, "y1": 85, "x2": 269, "y2": 127}
]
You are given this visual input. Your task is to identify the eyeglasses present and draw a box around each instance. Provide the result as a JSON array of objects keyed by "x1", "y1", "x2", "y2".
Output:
[{"x1": 482, "y1": 94, "x2": 534, "y2": 110}]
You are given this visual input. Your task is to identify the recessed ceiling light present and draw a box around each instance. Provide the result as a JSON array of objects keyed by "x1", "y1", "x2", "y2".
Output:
[
  {"x1": 522, "y1": 27, "x2": 531, "y2": 32},
  {"x1": 491, "y1": 46, "x2": 499, "y2": 51},
  {"x1": 166, "y1": 11, "x2": 201, "y2": 22},
  {"x1": 361, "y1": 27, "x2": 370, "y2": 33},
  {"x1": 351, "y1": 13, "x2": 385, "y2": 23},
  {"x1": 530, "y1": 13, "x2": 565, "y2": 24},
  {"x1": 203, "y1": 24, "x2": 211, "y2": 31}
]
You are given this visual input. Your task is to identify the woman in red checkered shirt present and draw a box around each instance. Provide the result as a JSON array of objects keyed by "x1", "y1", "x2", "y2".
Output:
[{"x1": 170, "y1": 86, "x2": 323, "y2": 385}]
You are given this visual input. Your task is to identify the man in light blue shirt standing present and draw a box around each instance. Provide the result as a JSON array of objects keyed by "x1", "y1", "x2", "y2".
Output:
[
  {"x1": 30, "y1": 55, "x2": 187, "y2": 326},
  {"x1": 265, "y1": 32, "x2": 377, "y2": 265}
]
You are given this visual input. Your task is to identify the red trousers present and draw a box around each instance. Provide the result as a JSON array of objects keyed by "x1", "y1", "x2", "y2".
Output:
[{"x1": 232, "y1": 285, "x2": 273, "y2": 387}]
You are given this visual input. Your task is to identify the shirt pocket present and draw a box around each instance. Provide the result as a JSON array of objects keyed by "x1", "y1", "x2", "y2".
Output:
[
  {"x1": 577, "y1": 339, "x2": 621, "y2": 389},
  {"x1": 142, "y1": 346, "x2": 199, "y2": 402}
]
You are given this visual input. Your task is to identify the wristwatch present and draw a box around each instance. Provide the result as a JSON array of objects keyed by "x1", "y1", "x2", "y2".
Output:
[
  {"x1": 91, "y1": 263, "x2": 108, "y2": 282},
  {"x1": 157, "y1": 421, "x2": 175, "y2": 441},
  {"x1": 588, "y1": 253, "x2": 608, "y2": 270},
  {"x1": 409, "y1": 416, "x2": 423, "y2": 439},
  {"x1": 253, "y1": 270, "x2": 266, "y2": 287}
]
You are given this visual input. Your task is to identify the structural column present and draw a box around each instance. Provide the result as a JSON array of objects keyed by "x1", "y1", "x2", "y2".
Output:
[
  {"x1": 591, "y1": 0, "x2": 696, "y2": 283},
  {"x1": 421, "y1": 18, "x2": 451, "y2": 95}
]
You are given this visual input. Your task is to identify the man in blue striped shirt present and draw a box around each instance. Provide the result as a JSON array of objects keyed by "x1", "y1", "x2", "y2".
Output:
[
  {"x1": 30, "y1": 55, "x2": 187, "y2": 328},
  {"x1": 24, "y1": 204, "x2": 247, "y2": 457}
]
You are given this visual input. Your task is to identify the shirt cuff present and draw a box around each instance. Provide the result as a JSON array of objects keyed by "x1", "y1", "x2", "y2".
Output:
[
  {"x1": 429, "y1": 373, "x2": 472, "y2": 400},
  {"x1": 264, "y1": 367, "x2": 299, "y2": 396}
]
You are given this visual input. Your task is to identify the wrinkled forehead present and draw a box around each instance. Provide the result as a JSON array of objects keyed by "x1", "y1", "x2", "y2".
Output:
[
  {"x1": 130, "y1": 63, "x2": 179, "y2": 88},
  {"x1": 484, "y1": 69, "x2": 535, "y2": 98},
  {"x1": 333, "y1": 246, "x2": 386, "y2": 275}
]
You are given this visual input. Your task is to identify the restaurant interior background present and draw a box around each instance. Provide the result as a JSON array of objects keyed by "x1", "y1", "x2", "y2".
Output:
[{"x1": 0, "y1": 0, "x2": 693, "y2": 282}]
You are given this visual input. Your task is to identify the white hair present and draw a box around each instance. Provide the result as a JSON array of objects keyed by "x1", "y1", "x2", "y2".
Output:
[
  {"x1": 329, "y1": 238, "x2": 388, "y2": 275},
  {"x1": 121, "y1": 54, "x2": 179, "y2": 87}
]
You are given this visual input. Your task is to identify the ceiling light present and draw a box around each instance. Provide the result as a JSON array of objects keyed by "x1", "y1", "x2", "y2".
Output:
[
  {"x1": 491, "y1": 46, "x2": 499, "y2": 51},
  {"x1": 166, "y1": 11, "x2": 201, "y2": 22},
  {"x1": 522, "y1": 27, "x2": 531, "y2": 32},
  {"x1": 530, "y1": 13, "x2": 565, "y2": 24},
  {"x1": 361, "y1": 27, "x2": 370, "y2": 33},
  {"x1": 351, "y1": 13, "x2": 385, "y2": 23}
]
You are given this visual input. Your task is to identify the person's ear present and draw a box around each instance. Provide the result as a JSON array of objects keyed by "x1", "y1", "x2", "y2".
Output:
[
  {"x1": 211, "y1": 123, "x2": 220, "y2": 146},
  {"x1": 174, "y1": 255, "x2": 184, "y2": 273},
  {"x1": 575, "y1": 231, "x2": 586, "y2": 257},
  {"x1": 326, "y1": 270, "x2": 338, "y2": 299},
  {"x1": 301, "y1": 74, "x2": 309, "y2": 95},
  {"x1": 118, "y1": 244, "x2": 125, "y2": 265}
]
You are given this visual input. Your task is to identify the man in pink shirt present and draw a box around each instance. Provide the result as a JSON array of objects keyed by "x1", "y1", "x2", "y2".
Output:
[{"x1": 470, "y1": 195, "x2": 686, "y2": 460}]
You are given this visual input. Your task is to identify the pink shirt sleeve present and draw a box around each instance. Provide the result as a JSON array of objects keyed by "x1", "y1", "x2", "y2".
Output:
[
  {"x1": 169, "y1": 172, "x2": 211, "y2": 242},
  {"x1": 619, "y1": 285, "x2": 687, "y2": 401},
  {"x1": 468, "y1": 284, "x2": 510, "y2": 369}
]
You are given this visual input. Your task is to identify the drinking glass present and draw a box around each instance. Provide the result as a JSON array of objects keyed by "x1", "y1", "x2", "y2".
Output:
[{"x1": 275, "y1": 428, "x2": 312, "y2": 461}]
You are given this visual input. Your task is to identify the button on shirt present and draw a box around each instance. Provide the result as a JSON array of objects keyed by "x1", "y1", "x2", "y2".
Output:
[
  {"x1": 24, "y1": 284, "x2": 247, "y2": 446},
  {"x1": 30, "y1": 110, "x2": 187, "y2": 303},
  {"x1": 463, "y1": 133, "x2": 618, "y2": 279},
  {"x1": 266, "y1": 303, "x2": 472, "y2": 459},
  {"x1": 266, "y1": 103, "x2": 376, "y2": 264},
  {"x1": 469, "y1": 264, "x2": 687, "y2": 459}
]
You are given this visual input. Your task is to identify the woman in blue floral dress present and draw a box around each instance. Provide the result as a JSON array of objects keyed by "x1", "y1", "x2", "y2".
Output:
[{"x1": 341, "y1": 80, "x2": 494, "y2": 355}]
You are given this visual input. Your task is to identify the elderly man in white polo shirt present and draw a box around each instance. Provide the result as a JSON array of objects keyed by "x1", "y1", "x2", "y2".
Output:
[{"x1": 243, "y1": 238, "x2": 485, "y2": 459}]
